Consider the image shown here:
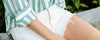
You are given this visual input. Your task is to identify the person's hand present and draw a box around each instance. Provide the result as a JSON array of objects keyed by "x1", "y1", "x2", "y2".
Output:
[{"x1": 48, "y1": 34, "x2": 66, "y2": 40}]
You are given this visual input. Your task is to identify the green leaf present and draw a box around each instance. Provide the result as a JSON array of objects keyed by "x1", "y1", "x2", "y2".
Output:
[
  {"x1": 75, "y1": 0, "x2": 80, "y2": 9},
  {"x1": 65, "y1": 0, "x2": 69, "y2": 6},
  {"x1": 66, "y1": 5, "x2": 73, "y2": 10},
  {"x1": 92, "y1": 0, "x2": 98, "y2": 4},
  {"x1": 80, "y1": 3, "x2": 88, "y2": 8},
  {"x1": 0, "y1": 11, "x2": 3, "y2": 16},
  {"x1": 99, "y1": 0, "x2": 100, "y2": 5},
  {"x1": 0, "y1": 4, "x2": 3, "y2": 9},
  {"x1": 77, "y1": 9, "x2": 83, "y2": 12},
  {"x1": 72, "y1": 0, "x2": 75, "y2": 3},
  {"x1": 66, "y1": 5, "x2": 75, "y2": 13}
]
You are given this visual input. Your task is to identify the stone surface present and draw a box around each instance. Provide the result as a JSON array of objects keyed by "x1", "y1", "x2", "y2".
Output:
[
  {"x1": 0, "y1": 33, "x2": 11, "y2": 40},
  {"x1": 75, "y1": 7, "x2": 100, "y2": 30}
]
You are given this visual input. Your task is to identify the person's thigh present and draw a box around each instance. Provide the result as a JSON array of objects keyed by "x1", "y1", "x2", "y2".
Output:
[{"x1": 64, "y1": 15, "x2": 100, "y2": 40}]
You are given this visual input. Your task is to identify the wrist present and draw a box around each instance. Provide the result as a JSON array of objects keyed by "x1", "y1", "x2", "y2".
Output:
[{"x1": 46, "y1": 33, "x2": 56, "y2": 40}]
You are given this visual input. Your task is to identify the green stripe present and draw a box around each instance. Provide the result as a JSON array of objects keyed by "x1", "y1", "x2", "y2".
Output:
[
  {"x1": 4, "y1": 0, "x2": 15, "y2": 18},
  {"x1": 30, "y1": 10, "x2": 37, "y2": 18},
  {"x1": 15, "y1": 0, "x2": 21, "y2": 11},
  {"x1": 57, "y1": 2, "x2": 64, "y2": 4},
  {"x1": 16, "y1": 15, "x2": 34, "y2": 26},
  {"x1": 41, "y1": 0, "x2": 46, "y2": 10},
  {"x1": 14, "y1": 19, "x2": 16, "y2": 27},
  {"x1": 16, "y1": 4, "x2": 30, "y2": 17},
  {"x1": 38, "y1": 0, "x2": 41, "y2": 12},
  {"x1": 16, "y1": 18, "x2": 28, "y2": 26},
  {"x1": 5, "y1": 11, "x2": 7, "y2": 24},
  {"x1": 6, "y1": 14, "x2": 10, "y2": 27},
  {"x1": 9, "y1": 18, "x2": 12, "y2": 30},
  {"x1": 11, "y1": 0, "x2": 17, "y2": 13},
  {"x1": 48, "y1": 0, "x2": 52, "y2": 7},
  {"x1": 16, "y1": 18, "x2": 24, "y2": 23},
  {"x1": 56, "y1": 2, "x2": 66, "y2": 8},
  {"x1": 22, "y1": 20, "x2": 28, "y2": 25},
  {"x1": 32, "y1": 0, "x2": 36, "y2": 12},
  {"x1": 25, "y1": 15, "x2": 34, "y2": 22},
  {"x1": 6, "y1": 17, "x2": 11, "y2": 35},
  {"x1": 53, "y1": 0, "x2": 55, "y2": 4},
  {"x1": 21, "y1": 0, "x2": 26, "y2": 8}
]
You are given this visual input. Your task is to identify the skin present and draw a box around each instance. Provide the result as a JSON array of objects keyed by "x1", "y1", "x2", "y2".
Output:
[
  {"x1": 27, "y1": 19, "x2": 66, "y2": 40},
  {"x1": 27, "y1": 15, "x2": 100, "y2": 40},
  {"x1": 64, "y1": 15, "x2": 100, "y2": 40}
]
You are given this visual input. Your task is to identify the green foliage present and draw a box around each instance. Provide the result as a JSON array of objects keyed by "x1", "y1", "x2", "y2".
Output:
[
  {"x1": 93, "y1": 0, "x2": 98, "y2": 4},
  {"x1": 92, "y1": 0, "x2": 100, "y2": 5},
  {"x1": 80, "y1": 3, "x2": 88, "y2": 8},
  {"x1": 65, "y1": 0, "x2": 88, "y2": 13},
  {"x1": 73, "y1": 0, "x2": 80, "y2": 9},
  {"x1": 0, "y1": 0, "x2": 6, "y2": 33},
  {"x1": 65, "y1": 0, "x2": 100, "y2": 13},
  {"x1": 66, "y1": 5, "x2": 74, "y2": 12},
  {"x1": 98, "y1": 0, "x2": 100, "y2": 5}
]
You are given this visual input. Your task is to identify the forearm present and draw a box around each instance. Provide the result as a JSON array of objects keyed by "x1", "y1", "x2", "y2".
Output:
[{"x1": 27, "y1": 19, "x2": 55, "y2": 40}]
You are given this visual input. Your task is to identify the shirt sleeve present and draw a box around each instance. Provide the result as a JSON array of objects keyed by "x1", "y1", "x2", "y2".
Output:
[
  {"x1": 56, "y1": 0, "x2": 66, "y2": 8},
  {"x1": 3, "y1": 0, "x2": 37, "y2": 27},
  {"x1": 15, "y1": 5, "x2": 37, "y2": 27}
]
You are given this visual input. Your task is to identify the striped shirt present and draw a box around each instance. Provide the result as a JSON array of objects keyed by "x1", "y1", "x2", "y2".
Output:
[{"x1": 3, "y1": 0, "x2": 66, "y2": 35}]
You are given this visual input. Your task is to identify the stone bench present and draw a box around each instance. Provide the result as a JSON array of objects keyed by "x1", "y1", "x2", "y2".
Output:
[{"x1": 0, "y1": 33, "x2": 11, "y2": 40}]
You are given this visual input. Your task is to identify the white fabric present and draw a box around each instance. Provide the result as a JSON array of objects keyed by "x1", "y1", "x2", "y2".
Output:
[{"x1": 10, "y1": 4, "x2": 74, "y2": 40}]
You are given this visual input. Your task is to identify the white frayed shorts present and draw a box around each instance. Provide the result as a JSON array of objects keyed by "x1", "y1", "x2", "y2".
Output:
[{"x1": 10, "y1": 4, "x2": 74, "y2": 40}]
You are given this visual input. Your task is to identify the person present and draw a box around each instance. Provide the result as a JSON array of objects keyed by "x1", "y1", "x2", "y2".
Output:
[{"x1": 3, "y1": 0, "x2": 100, "y2": 40}]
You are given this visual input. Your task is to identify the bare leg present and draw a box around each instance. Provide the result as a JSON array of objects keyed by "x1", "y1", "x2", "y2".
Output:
[{"x1": 64, "y1": 15, "x2": 100, "y2": 40}]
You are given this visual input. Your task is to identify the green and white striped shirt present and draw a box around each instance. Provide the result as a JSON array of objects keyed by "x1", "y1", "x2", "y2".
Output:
[{"x1": 3, "y1": 0, "x2": 66, "y2": 35}]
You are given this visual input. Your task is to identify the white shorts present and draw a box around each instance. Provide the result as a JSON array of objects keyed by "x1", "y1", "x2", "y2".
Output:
[{"x1": 10, "y1": 4, "x2": 74, "y2": 40}]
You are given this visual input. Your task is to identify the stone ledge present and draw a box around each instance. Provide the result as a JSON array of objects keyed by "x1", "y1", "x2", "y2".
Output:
[{"x1": 0, "y1": 33, "x2": 11, "y2": 40}]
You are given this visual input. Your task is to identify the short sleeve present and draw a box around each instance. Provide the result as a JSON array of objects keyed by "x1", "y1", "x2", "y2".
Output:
[
  {"x1": 3, "y1": 0, "x2": 37, "y2": 27},
  {"x1": 16, "y1": 5, "x2": 37, "y2": 27}
]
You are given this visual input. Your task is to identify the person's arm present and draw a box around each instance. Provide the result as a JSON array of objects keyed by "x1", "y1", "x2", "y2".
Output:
[
  {"x1": 3, "y1": 0, "x2": 66, "y2": 40},
  {"x1": 15, "y1": 2, "x2": 65, "y2": 40},
  {"x1": 16, "y1": 8, "x2": 65, "y2": 40},
  {"x1": 27, "y1": 19, "x2": 66, "y2": 40},
  {"x1": 27, "y1": 19, "x2": 55, "y2": 39},
  {"x1": 64, "y1": 15, "x2": 100, "y2": 40}
]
